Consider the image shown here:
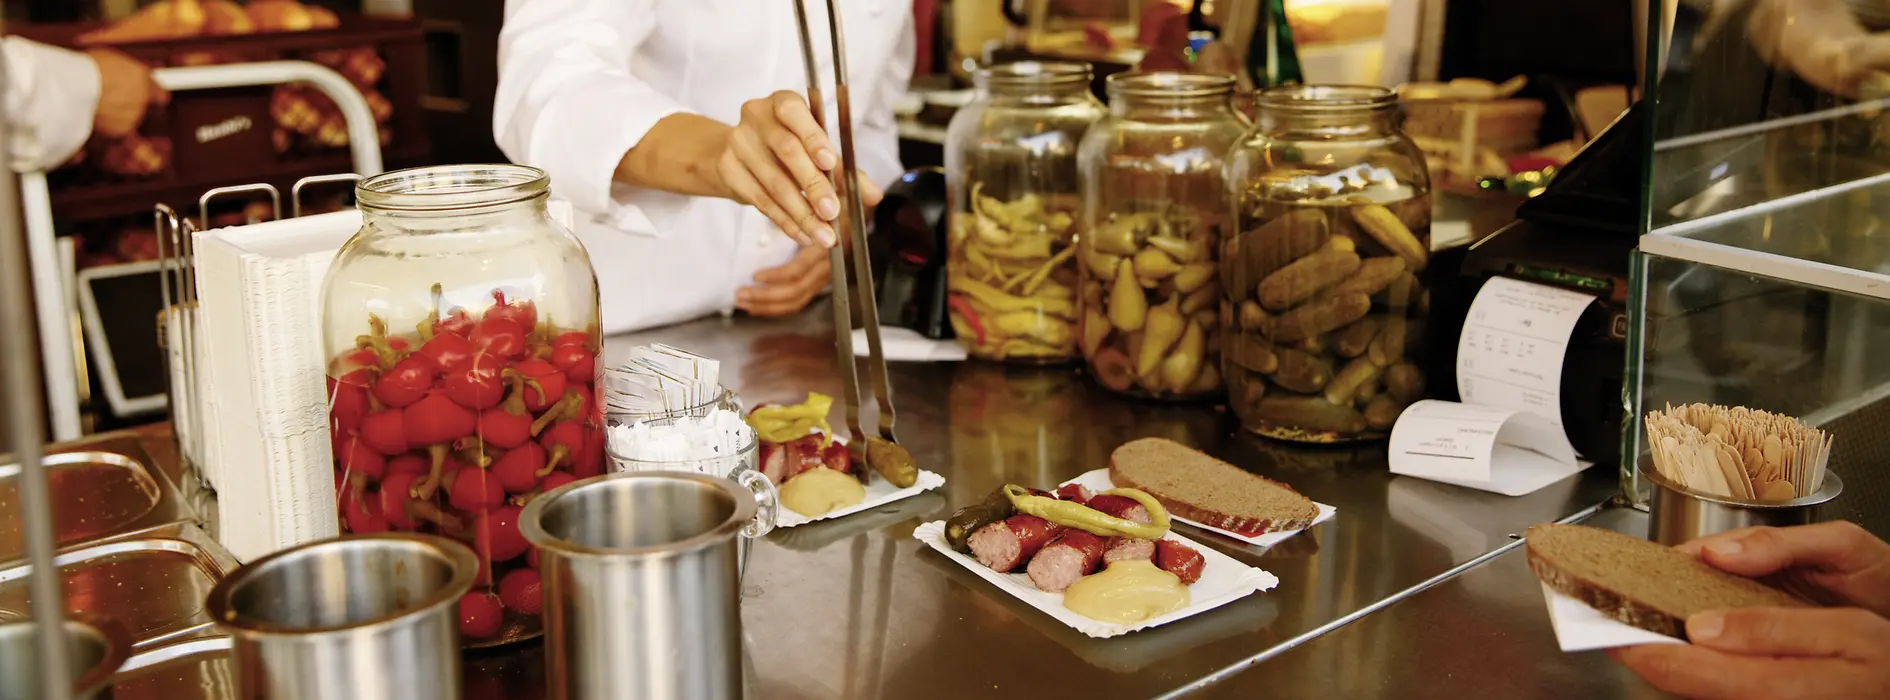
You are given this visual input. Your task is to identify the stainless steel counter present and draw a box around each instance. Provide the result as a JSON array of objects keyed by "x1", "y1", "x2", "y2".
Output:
[
  {"x1": 445, "y1": 303, "x2": 1644, "y2": 699},
  {"x1": 28, "y1": 305, "x2": 1661, "y2": 698}
]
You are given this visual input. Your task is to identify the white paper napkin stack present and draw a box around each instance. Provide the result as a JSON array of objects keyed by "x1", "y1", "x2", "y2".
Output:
[{"x1": 187, "y1": 210, "x2": 360, "y2": 562}]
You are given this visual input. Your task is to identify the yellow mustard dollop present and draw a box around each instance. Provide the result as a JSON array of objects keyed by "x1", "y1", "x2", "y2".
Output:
[
  {"x1": 1062, "y1": 560, "x2": 1190, "y2": 624},
  {"x1": 779, "y1": 467, "x2": 865, "y2": 517}
]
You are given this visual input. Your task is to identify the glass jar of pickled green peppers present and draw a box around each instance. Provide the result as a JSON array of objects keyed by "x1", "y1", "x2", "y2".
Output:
[
  {"x1": 1222, "y1": 85, "x2": 1433, "y2": 441},
  {"x1": 944, "y1": 62, "x2": 1105, "y2": 364},
  {"x1": 1075, "y1": 72, "x2": 1246, "y2": 400}
]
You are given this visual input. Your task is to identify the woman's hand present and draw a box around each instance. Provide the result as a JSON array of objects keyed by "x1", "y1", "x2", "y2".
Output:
[{"x1": 717, "y1": 91, "x2": 882, "y2": 248}]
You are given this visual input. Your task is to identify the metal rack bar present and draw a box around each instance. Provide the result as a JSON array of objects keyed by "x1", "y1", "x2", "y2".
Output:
[{"x1": 19, "y1": 60, "x2": 384, "y2": 445}]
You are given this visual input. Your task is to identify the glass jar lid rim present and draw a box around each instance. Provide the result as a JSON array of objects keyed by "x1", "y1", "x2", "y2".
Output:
[
  {"x1": 977, "y1": 60, "x2": 1092, "y2": 84},
  {"x1": 357, "y1": 164, "x2": 550, "y2": 212},
  {"x1": 1255, "y1": 84, "x2": 1397, "y2": 111},
  {"x1": 1108, "y1": 71, "x2": 1236, "y2": 97}
]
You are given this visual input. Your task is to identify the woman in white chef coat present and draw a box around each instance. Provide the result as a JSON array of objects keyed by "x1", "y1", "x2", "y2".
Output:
[
  {"x1": 494, "y1": 0, "x2": 915, "y2": 333},
  {"x1": 3, "y1": 37, "x2": 166, "y2": 171}
]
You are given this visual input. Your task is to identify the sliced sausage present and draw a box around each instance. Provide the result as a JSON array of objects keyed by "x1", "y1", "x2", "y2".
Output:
[
  {"x1": 1027, "y1": 530, "x2": 1107, "y2": 592},
  {"x1": 1155, "y1": 539, "x2": 1206, "y2": 585},
  {"x1": 817, "y1": 439, "x2": 857, "y2": 479},
  {"x1": 759, "y1": 442, "x2": 789, "y2": 485},
  {"x1": 968, "y1": 515, "x2": 1059, "y2": 573},
  {"x1": 1103, "y1": 536, "x2": 1155, "y2": 564},
  {"x1": 1054, "y1": 483, "x2": 1094, "y2": 504},
  {"x1": 1085, "y1": 494, "x2": 1150, "y2": 524}
]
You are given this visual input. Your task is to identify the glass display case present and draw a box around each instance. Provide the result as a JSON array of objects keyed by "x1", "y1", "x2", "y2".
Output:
[{"x1": 1628, "y1": 0, "x2": 1890, "y2": 532}]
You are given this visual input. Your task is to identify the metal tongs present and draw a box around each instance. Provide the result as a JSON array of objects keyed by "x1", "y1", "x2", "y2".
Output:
[{"x1": 789, "y1": 0, "x2": 908, "y2": 469}]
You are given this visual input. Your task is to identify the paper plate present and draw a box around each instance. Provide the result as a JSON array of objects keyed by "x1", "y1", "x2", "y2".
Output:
[
  {"x1": 775, "y1": 469, "x2": 946, "y2": 528},
  {"x1": 913, "y1": 521, "x2": 1279, "y2": 638},
  {"x1": 1064, "y1": 469, "x2": 1336, "y2": 548}
]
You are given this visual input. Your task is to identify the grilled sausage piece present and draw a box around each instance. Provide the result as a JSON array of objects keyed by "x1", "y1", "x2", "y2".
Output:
[
  {"x1": 968, "y1": 515, "x2": 1060, "y2": 572},
  {"x1": 1054, "y1": 483, "x2": 1094, "y2": 504},
  {"x1": 1103, "y1": 536, "x2": 1155, "y2": 564},
  {"x1": 1084, "y1": 494, "x2": 1150, "y2": 524},
  {"x1": 1155, "y1": 539, "x2": 1206, "y2": 585},
  {"x1": 1027, "y1": 530, "x2": 1108, "y2": 592}
]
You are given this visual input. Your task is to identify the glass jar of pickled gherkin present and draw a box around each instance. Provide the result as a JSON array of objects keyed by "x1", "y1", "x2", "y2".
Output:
[
  {"x1": 945, "y1": 62, "x2": 1106, "y2": 364},
  {"x1": 1223, "y1": 85, "x2": 1432, "y2": 442},
  {"x1": 1075, "y1": 73, "x2": 1247, "y2": 400}
]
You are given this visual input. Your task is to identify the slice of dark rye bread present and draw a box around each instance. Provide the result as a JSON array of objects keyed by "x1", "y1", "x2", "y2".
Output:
[
  {"x1": 1525, "y1": 523, "x2": 1810, "y2": 640},
  {"x1": 1108, "y1": 438, "x2": 1320, "y2": 534}
]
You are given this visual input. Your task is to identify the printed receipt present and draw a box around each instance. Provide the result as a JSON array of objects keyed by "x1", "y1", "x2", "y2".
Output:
[
  {"x1": 1388, "y1": 400, "x2": 1579, "y2": 496},
  {"x1": 1455, "y1": 277, "x2": 1597, "y2": 433},
  {"x1": 1386, "y1": 278, "x2": 1596, "y2": 497}
]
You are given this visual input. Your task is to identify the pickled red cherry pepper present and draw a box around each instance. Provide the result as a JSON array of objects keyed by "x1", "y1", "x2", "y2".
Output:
[{"x1": 329, "y1": 285, "x2": 603, "y2": 644}]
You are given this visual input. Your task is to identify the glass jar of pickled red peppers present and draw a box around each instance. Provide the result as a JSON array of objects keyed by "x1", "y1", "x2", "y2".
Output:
[
  {"x1": 944, "y1": 62, "x2": 1106, "y2": 364},
  {"x1": 1223, "y1": 86, "x2": 1432, "y2": 442},
  {"x1": 321, "y1": 164, "x2": 602, "y2": 646},
  {"x1": 1076, "y1": 73, "x2": 1246, "y2": 400}
]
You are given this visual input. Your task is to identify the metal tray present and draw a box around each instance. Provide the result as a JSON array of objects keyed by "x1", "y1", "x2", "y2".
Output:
[
  {"x1": 0, "y1": 526, "x2": 236, "y2": 649},
  {"x1": 0, "y1": 440, "x2": 193, "y2": 561},
  {"x1": 112, "y1": 635, "x2": 235, "y2": 700}
]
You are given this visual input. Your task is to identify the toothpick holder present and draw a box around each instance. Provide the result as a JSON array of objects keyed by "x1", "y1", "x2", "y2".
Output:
[{"x1": 1640, "y1": 456, "x2": 1845, "y2": 546}]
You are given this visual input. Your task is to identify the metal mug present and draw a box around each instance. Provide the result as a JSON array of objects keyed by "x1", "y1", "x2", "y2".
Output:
[
  {"x1": 1641, "y1": 459, "x2": 1846, "y2": 546},
  {"x1": 203, "y1": 533, "x2": 478, "y2": 700},
  {"x1": 0, "y1": 616, "x2": 130, "y2": 700},
  {"x1": 521, "y1": 471, "x2": 755, "y2": 700}
]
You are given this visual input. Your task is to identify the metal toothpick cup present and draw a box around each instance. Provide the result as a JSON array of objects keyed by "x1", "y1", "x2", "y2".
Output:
[
  {"x1": 0, "y1": 617, "x2": 130, "y2": 700},
  {"x1": 204, "y1": 534, "x2": 478, "y2": 700},
  {"x1": 1640, "y1": 456, "x2": 1846, "y2": 546},
  {"x1": 521, "y1": 471, "x2": 755, "y2": 700}
]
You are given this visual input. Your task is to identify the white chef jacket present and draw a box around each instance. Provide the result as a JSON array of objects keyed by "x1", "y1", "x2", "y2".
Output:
[
  {"x1": 494, "y1": 0, "x2": 916, "y2": 334},
  {"x1": 2, "y1": 37, "x2": 102, "y2": 172}
]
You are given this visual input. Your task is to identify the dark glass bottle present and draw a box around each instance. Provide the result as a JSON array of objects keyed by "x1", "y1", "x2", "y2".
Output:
[{"x1": 1246, "y1": 0, "x2": 1304, "y2": 88}]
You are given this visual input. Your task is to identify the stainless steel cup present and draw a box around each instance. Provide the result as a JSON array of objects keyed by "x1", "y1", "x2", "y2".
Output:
[
  {"x1": 521, "y1": 471, "x2": 754, "y2": 700},
  {"x1": 0, "y1": 617, "x2": 130, "y2": 700},
  {"x1": 203, "y1": 533, "x2": 478, "y2": 700},
  {"x1": 1642, "y1": 460, "x2": 1846, "y2": 546}
]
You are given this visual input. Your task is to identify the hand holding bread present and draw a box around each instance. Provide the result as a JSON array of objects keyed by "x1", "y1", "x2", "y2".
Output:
[
  {"x1": 1590, "y1": 522, "x2": 1890, "y2": 700},
  {"x1": 1677, "y1": 522, "x2": 1890, "y2": 617}
]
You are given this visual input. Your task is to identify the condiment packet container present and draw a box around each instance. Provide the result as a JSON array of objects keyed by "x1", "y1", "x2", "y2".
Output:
[
  {"x1": 776, "y1": 457, "x2": 946, "y2": 528},
  {"x1": 913, "y1": 522, "x2": 1279, "y2": 639},
  {"x1": 1064, "y1": 469, "x2": 1337, "y2": 548},
  {"x1": 1540, "y1": 583, "x2": 1683, "y2": 652}
]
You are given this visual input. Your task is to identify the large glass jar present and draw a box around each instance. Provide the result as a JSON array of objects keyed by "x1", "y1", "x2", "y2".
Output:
[
  {"x1": 1076, "y1": 73, "x2": 1246, "y2": 400},
  {"x1": 1223, "y1": 86, "x2": 1432, "y2": 442},
  {"x1": 945, "y1": 61, "x2": 1106, "y2": 364},
  {"x1": 321, "y1": 164, "x2": 603, "y2": 646}
]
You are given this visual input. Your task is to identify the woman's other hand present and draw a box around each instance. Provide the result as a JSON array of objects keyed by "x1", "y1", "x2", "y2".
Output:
[{"x1": 738, "y1": 244, "x2": 832, "y2": 317}]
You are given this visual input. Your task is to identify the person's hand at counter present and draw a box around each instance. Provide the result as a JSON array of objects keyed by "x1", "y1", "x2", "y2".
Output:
[
  {"x1": 1747, "y1": 0, "x2": 1890, "y2": 97},
  {"x1": 1679, "y1": 522, "x2": 1890, "y2": 615},
  {"x1": 88, "y1": 48, "x2": 167, "y2": 139},
  {"x1": 1609, "y1": 522, "x2": 1890, "y2": 699},
  {"x1": 1609, "y1": 607, "x2": 1890, "y2": 699}
]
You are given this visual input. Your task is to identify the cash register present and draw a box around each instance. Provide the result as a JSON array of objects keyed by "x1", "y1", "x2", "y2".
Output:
[{"x1": 1428, "y1": 101, "x2": 1647, "y2": 465}]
